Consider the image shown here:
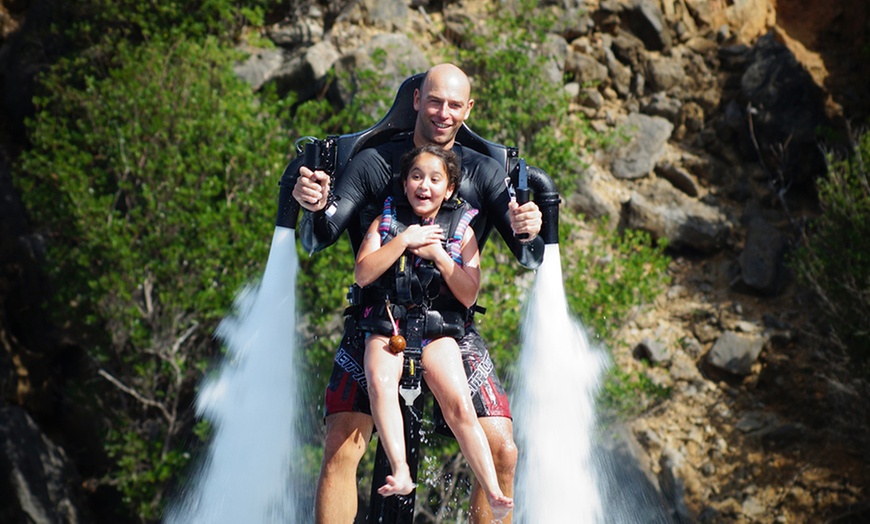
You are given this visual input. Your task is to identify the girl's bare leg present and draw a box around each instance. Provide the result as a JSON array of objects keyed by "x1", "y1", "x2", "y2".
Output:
[
  {"x1": 422, "y1": 338, "x2": 514, "y2": 519},
  {"x1": 365, "y1": 334, "x2": 415, "y2": 496}
]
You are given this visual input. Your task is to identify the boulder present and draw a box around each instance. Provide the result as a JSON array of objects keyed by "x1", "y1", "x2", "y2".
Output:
[
  {"x1": 609, "y1": 113, "x2": 674, "y2": 179},
  {"x1": 738, "y1": 216, "x2": 787, "y2": 295},
  {"x1": 622, "y1": 177, "x2": 730, "y2": 252},
  {"x1": 706, "y1": 330, "x2": 767, "y2": 376},
  {"x1": 0, "y1": 407, "x2": 90, "y2": 524},
  {"x1": 332, "y1": 33, "x2": 429, "y2": 117}
]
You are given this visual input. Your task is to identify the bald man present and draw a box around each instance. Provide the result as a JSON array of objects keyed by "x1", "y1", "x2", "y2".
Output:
[{"x1": 292, "y1": 63, "x2": 543, "y2": 523}]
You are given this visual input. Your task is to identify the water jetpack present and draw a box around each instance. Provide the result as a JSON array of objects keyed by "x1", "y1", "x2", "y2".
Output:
[
  {"x1": 274, "y1": 72, "x2": 561, "y2": 523},
  {"x1": 505, "y1": 156, "x2": 560, "y2": 244},
  {"x1": 275, "y1": 135, "x2": 337, "y2": 230},
  {"x1": 524, "y1": 162, "x2": 561, "y2": 245}
]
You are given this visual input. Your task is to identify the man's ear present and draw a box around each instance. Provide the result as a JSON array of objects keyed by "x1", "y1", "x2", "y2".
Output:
[
  {"x1": 413, "y1": 88, "x2": 421, "y2": 112},
  {"x1": 464, "y1": 98, "x2": 474, "y2": 119}
]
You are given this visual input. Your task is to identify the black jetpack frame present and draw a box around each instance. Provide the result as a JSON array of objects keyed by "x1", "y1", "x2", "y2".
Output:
[
  {"x1": 275, "y1": 73, "x2": 560, "y2": 244},
  {"x1": 274, "y1": 72, "x2": 561, "y2": 523}
]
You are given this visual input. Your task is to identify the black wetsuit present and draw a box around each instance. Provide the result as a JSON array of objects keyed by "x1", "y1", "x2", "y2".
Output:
[
  {"x1": 291, "y1": 132, "x2": 543, "y2": 421},
  {"x1": 300, "y1": 133, "x2": 544, "y2": 267}
]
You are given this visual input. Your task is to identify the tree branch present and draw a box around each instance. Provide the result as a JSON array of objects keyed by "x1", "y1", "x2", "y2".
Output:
[{"x1": 98, "y1": 368, "x2": 172, "y2": 422}]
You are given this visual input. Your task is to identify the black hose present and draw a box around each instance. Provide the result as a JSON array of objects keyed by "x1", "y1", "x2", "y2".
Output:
[
  {"x1": 275, "y1": 157, "x2": 303, "y2": 229},
  {"x1": 528, "y1": 165, "x2": 561, "y2": 245}
]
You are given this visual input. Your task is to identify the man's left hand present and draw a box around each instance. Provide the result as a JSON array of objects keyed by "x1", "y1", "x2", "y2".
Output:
[{"x1": 509, "y1": 200, "x2": 542, "y2": 241}]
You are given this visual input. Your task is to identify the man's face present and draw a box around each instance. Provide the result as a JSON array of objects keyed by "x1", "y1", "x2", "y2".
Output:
[{"x1": 413, "y1": 76, "x2": 473, "y2": 149}]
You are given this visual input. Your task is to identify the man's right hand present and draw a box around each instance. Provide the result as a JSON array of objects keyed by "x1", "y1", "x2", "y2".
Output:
[{"x1": 293, "y1": 166, "x2": 331, "y2": 212}]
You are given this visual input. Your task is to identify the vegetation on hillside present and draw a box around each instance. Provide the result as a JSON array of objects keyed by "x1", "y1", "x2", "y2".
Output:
[
  {"x1": 794, "y1": 128, "x2": 870, "y2": 378},
  {"x1": 17, "y1": 36, "x2": 293, "y2": 518},
  {"x1": 13, "y1": 0, "x2": 673, "y2": 520}
]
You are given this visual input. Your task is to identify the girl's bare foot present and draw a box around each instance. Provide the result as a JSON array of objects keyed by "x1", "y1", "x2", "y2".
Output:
[
  {"x1": 377, "y1": 464, "x2": 415, "y2": 497},
  {"x1": 488, "y1": 493, "x2": 514, "y2": 520}
]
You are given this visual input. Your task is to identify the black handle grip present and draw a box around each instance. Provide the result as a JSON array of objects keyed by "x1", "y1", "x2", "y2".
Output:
[
  {"x1": 515, "y1": 158, "x2": 530, "y2": 240},
  {"x1": 516, "y1": 188, "x2": 530, "y2": 205}
]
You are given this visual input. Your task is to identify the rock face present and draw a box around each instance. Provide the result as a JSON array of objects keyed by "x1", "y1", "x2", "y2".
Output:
[
  {"x1": 0, "y1": 407, "x2": 91, "y2": 524},
  {"x1": 609, "y1": 113, "x2": 674, "y2": 180},
  {"x1": 1, "y1": 0, "x2": 869, "y2": 522}
]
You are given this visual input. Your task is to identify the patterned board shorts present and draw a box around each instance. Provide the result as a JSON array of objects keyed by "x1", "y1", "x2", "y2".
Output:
[{"x1": 323, "y1": 315, "x2": 512, "y2": 433}]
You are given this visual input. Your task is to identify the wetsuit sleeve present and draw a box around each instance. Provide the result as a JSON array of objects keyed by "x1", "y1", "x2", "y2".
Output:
[
  {"x1": 298, "y1": 210, "x2": 325, "y2": 254},
  {"x1": 299, "y1": 148, "x2": 393, "y2": 255}
]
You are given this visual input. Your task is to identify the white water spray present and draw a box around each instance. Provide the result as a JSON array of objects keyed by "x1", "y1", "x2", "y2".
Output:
[
  {"x1": 165, "y1": 226, "x2": 305, "y2": 523},
  {"x1": 513, "y1": 243, "x2": 608, "y2": 523}
]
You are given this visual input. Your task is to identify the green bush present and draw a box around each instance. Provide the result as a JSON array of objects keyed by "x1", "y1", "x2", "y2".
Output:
[
  {"x1": 561, "y1": 215, "x2": 671, "y2": 342},
  {"x1": 561, "y1": 211, "x2": 672, "y2": 417},
  {"x1": 794, "y1": 128, "x2": 870, "y2": 377},
  {"x1": 55, "y1": 0, "x2": 278, "y2": 47},
  {"x1": 454, "y1": 0, "x2": 590, "y2": 191},
  {"x1": 16, "y1": 37, "x2": 291, "y2": 520},
  {"x1": 600, "y1": 365, "x2": 671, "y2": 418}
]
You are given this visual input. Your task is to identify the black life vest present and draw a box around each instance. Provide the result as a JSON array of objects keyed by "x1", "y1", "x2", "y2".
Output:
[{"x1": 357, "y1": 194, "x2": 479, "y2": 339}]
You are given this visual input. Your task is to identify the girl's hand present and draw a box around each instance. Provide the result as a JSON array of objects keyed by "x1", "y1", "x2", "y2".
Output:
[
  {"x1": 410, "y1": 240, "x2": 447, "y2": 262},
  {"x1": 402, "y1": 224, "x2": 444, "y2": 250}
]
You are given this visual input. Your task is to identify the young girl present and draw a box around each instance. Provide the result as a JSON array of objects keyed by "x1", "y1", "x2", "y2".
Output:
[{"x1": 354, "y1": 145, "x2": 513, "y2": 519}]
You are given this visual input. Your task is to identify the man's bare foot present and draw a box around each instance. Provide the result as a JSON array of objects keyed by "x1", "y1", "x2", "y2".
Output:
[
  {"x1": 377, "y1": 464, "x2": 415, "y2": 497},
  {"x1": 488, "y1": 493, "x2": 514, "y2": 520}
]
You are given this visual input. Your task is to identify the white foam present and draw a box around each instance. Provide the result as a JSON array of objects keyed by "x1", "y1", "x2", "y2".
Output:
[
  {"x1": 164, "y1": 226, "x2": 305, "y2": 523},
  {"x1": 513, "y1": 243, "x2": 608, "y2": 523}
]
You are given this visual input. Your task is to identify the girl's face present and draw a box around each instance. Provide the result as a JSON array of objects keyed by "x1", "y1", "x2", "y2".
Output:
[{"x1": 404, "y1": 152, "x2": 455, "y2": 220}]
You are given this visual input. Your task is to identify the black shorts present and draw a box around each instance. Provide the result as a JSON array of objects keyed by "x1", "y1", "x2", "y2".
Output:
[{"x1": 323, "y1": 315, "x2": 512, "y2": 427}]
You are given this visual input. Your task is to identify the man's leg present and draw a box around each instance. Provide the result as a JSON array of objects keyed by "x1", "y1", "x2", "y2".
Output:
[
  {"x1": 469, "y1": 416, "x2": 517, "y2": 524},
  {"x1": 315, "y1": 411, "x2": 374, "y2": 524},
  {"x1": 316, "y1": 316, "x2": 373, "y2": 523},
  {"x1": 449, "y1": 324, "x2": 517, "y2": 523}
]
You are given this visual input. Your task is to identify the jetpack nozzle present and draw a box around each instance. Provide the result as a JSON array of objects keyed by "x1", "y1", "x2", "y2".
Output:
[
  {"x1": 275, "y1": 136, "x2": 336, "y2": 229},
  {"x1": 527, "y1": 165, "x2": 561, "y2": 245},
  {"x1": 275, "y1": 160, "x2": 302, "y2": 229}
]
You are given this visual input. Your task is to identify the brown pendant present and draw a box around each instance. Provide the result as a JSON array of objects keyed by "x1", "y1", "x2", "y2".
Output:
[{"x1": 389, "y1": 335, "x2": 406, "y2": 354}]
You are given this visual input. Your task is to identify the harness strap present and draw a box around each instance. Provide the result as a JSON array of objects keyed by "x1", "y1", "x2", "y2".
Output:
[
  {"x1": 394, "y1": 253, "x2": 416, "y2": 306},
  {"x1": 398, "y1": 311, "x2": 425, "y2": 406},
  {"x1": 391, "y1": 197, "x2": 469, "y2": 311},
  {"x1": 447, "y1": 207, "x2": 479, "y2": 263}
]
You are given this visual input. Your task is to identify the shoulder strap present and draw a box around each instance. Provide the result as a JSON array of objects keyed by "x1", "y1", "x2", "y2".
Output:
[
  {"x1": 378, "y1": 197, "x2": 401, "y2": 244},
  {"x1": 445, "y1": 202, "x2": 479, "y2": 265}
]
